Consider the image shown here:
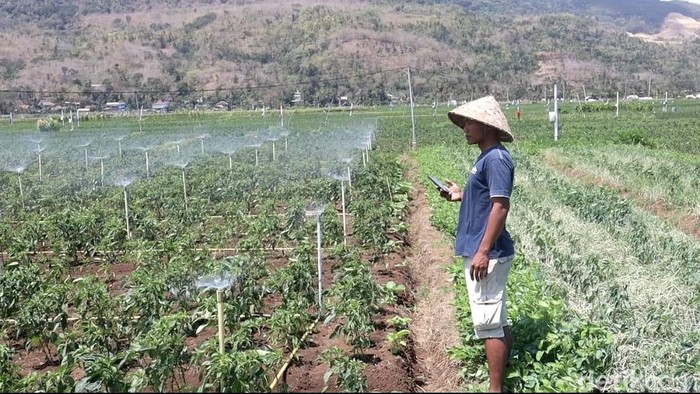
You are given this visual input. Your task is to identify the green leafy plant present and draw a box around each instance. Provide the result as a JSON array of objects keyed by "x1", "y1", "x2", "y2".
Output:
[
  {"x1": 386, "y1": 316, "x2": 412, "y2": 330},
  {"x1": 0, "y1": 344, "x2": 21, "y2": 391},
  {"x1": 127, "y1": 312, "x2": 191, "y2": 392},
  {"x1": 386, "y1": 329, "x2": 411, "y2": 355},
  {"x1": 196, "y1": 344, "x2": 281, "y2": 393},
  {"x1": 318, "y1": 347, "x2": 368, "y2": 393},
  {"x1": 382, "y1": 280, "x2": 406, "y2": 304}
]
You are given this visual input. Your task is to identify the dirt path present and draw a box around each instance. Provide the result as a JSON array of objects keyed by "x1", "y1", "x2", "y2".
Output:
[{"x1": 401, "y1": 154, "x2": 464, "y2": 392}]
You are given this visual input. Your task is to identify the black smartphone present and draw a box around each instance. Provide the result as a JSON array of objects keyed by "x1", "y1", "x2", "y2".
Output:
[{"x1": 428, "y1": 175, "x2": 450, "y2": 193}]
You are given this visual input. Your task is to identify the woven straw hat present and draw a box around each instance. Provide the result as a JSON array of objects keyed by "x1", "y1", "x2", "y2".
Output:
[{"x1": 447, "y1": 95, "x2": 514, "y2": 142}]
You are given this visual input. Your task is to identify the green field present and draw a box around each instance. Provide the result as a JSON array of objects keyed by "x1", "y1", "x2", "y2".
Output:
[
  {"x1": 0, "y1": 100, "x2": 698, "y2": 392},
  {"x1": 410, "y1": 99, "x2": 700, "y2": 392}
]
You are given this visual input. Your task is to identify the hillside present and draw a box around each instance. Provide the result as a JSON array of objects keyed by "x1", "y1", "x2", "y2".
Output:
[{"x1": 0, "y1": 0, "x2": 699, "y2": 112}]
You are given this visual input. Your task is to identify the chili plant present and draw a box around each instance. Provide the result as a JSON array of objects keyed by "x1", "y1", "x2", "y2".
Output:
[
  {"x1": 72, "y1": 276, "x2": 126, "y2": 354},
  {"x1": 72, "y1": 345, "x2": 129, "y2": 393},
  {"x1": 195, "y1": 343, "x2": 282, "y2": 393},
  {"x1": 16, "y1": 282, "x2": 70, "y2": 364},
  {"x1": 128, "y1": 312, "x2": 192, "y2": 392},
  {"x1": 268, "y1": 295, "x2": 313, "y2": 351},
  {"x1": 318, "y1": 346, "x2": 368, "y2": 393},
  {"x1": 0, "y1": 344, "x2": 21, "y2": 391}
]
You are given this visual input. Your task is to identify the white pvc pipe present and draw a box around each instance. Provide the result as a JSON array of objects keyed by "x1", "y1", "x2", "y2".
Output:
[
  {"x1": 123, "y1": 187, "x2": 131, "y2": 239},
  {"x1": 18, "y1": 174, "x2": 24, "y2": 207},
  {"x1": 145, "y1": 151, "x2": 150, "y2": 178},
  {"x1": 217, "y1": 289, "x2": 225, "y2": 354},
  {"x1": 341, "y1": 181, "x2": 347, "y2": 246},
  {"x1": 316, "y1": 216, "x2": 323, "y2": 311},
  {"x1": 182, "y1": 169, "x2": 188, "y2": 211}
]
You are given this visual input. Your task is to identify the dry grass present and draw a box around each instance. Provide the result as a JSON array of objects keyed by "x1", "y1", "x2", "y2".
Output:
[{"x1": 401, "y1": 153, "x2": 464, "y2": 393}]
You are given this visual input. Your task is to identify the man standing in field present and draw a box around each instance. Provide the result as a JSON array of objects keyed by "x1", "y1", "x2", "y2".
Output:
[{"x1": 439, "y1": 95, "x2": 516, "y2": 393}]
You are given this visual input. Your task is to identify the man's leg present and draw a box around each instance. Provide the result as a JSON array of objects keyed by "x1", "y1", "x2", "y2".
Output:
[
  {"x1": 484, "y1": 325, "x2": 512, "y2": 392},
  {"x1": 463, "y1": 256, "x2": 514, "y2": 392}
]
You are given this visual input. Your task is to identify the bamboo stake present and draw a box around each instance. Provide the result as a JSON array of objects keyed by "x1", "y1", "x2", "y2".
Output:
[{"x1": 269, "y1": 317, "x2": 319, "y2": 391}]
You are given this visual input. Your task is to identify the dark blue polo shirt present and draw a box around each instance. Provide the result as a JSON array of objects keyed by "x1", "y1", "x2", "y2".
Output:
[{"x1": 455, "y1": 144, "x2": 515, "y2": 258}]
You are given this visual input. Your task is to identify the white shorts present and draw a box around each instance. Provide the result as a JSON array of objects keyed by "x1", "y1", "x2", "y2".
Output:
[{"x1": 463, "y1": 255, "x2": 514, "y2": 339}]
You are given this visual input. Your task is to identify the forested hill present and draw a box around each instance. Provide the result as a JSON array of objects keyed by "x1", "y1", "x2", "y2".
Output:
[{"x1": 1, "y1": 0, "x2": 699, "y2": 111}]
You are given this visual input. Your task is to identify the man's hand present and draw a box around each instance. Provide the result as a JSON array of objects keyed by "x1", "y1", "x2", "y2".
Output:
[
  {"x1": 470, "y1": 250, "x2": 489, "y2": 281},
  {"x1": 440, "y1": 178, "x2": 462, "y2": 201}
]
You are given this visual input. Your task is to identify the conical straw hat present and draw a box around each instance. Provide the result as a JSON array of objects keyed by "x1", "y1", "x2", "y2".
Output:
[{"x1": 447, "y1": 95, "x2": 514, "y2": 142}]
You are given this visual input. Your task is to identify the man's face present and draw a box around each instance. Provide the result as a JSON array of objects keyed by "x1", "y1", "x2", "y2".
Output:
[{"x1": 462, "y1": 119, "x2": 485, "y2": 145}]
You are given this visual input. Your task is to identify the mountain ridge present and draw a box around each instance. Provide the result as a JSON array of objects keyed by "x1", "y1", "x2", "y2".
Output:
[{"x1": 0, "y1": 0, "x2": 699, "y2": 111}]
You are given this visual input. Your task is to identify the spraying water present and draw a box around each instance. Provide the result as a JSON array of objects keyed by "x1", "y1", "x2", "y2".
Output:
[
  {"x1": 340, "y1": 156, "x2": 353, "y2": 189},
  {"x1": 33, "y1": 145, "x2": 46, "y2": 181},
  {"x1": 76, "y1": 140, "x2": 92, "y2": 170},
  {"x1": 248, "y1": 143, "x2": 262, "y2": 166},
  {"x1": 113, "y1": 134, "x2": 128, "y2": 159},
  {"x1": 195, "y1": 133, "x2": 210, "y2": 155},
  {"x1": 169, "y1": 159, "x2": 190, "y2": 211},
  {"x1": 195, "y1": 273, "x2": 237, "y2": 353},
  {"x1": 8, "y1": 165, "x2": 28, "y2": 208},
  {"x1": 89, "y1": 155, "x2": 110, "y2": 186}
]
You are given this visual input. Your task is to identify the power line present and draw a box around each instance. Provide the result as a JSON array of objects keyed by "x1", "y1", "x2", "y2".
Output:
[{"x1": 0, "y1": 67, "x2": 408, "y2": 95}]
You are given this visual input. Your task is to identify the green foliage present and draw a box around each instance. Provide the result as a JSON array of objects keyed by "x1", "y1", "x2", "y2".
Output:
[
  {"x1": 196, "y1": 347, "x2": 281, "y2": 393},
  {"x1": 16, "y1": 282, "x2": 70, "y2": 363},
  {"x1": 386, "y1": 315, "x2": 412, "y2": 330},
  {"x1": 382, "y1": 280, "x2": 406, "y2": 304},
  {"x1": 614, "y1": 130, "x2": 657, "y2": 148},
  {"x1": 325, "y1": 253, "x2": 386, "y2": 353},
  {"x1": 128, "y1": 312, "x2": 191, "y2": 392},
  {"x1": 386, "y1": 329, "x2": 411, "y2": 355},
  {"x1": 267, "y1": 295, "x2": 313, "y2": 351},
  {"x1": 0, "y1": 262, "x2": 42, "y2": 319},
  {"x1": 0, "y1": 344, "x2": 22, "y2": 391},
  {"x1": 318, "y1": 347, "x2": 368, "y2": 393},
  {"x1": 36, "y1": 117, "x2": 61, "y2": 132}
]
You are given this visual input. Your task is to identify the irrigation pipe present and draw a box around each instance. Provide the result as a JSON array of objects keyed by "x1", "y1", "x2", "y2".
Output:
[{"x1": 269, "y1": 316, "x2": 320, "y2": 392}]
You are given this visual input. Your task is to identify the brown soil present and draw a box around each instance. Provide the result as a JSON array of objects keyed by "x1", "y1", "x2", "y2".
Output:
[
  {"x1": 627, "y1": 12, "x2": 700, "y2": 45},
  {"x1": 6, "y1": 153, "x2": 464, "y2": 393},
  {"x1": 278, "y1": 153, "x2": 464, "y2": 392}
]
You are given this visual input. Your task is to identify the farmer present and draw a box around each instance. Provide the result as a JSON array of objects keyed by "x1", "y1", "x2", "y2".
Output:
[{"x1": 439, "y1": 95, "x2": 516, "y2": 393}]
